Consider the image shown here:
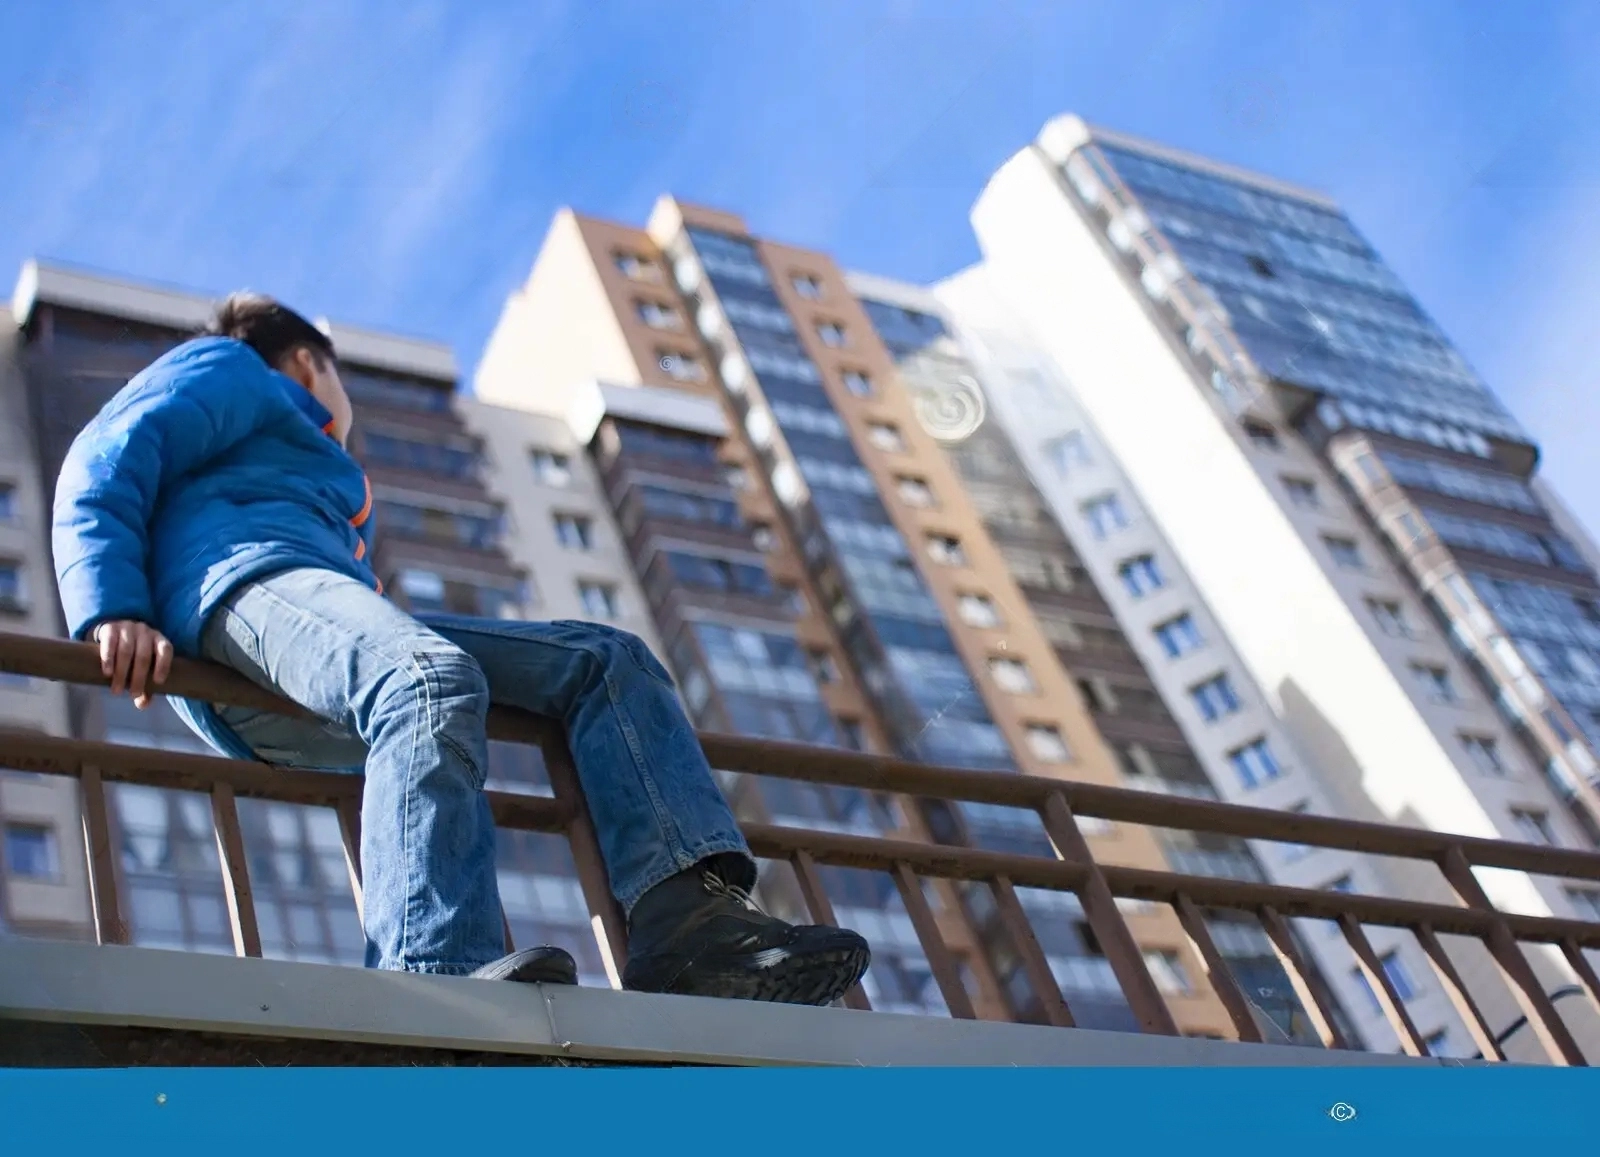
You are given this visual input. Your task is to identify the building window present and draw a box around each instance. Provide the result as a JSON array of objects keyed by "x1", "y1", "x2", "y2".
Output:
[
  {"x1": 896, "y1": 476, "x2": 936, "y2": 509},
  {"x1": 3, "y1": 824, "x2": 59, "y2": 879},
  {"x1": 1247, "y1": 255, "x2": 1277, "y2": 279},
  {"x1": 1143, "y1": 950, "x2": 1194, "y2": 996},
  {"x1": 1509, "y1": 807, "x2": 1557, "y2": 846},
  {"x1": 957, "y1": 593, "x2": 1001, "y2": 629},
  {"x1": 0, "y1": 483, "x2": 16, "y2": 523},
  {"x1": 659, "y1": 351, "x2": 707, "y2": 382},
  {"x1": 553, "y1": 513, "x2": 593, "y2": 550},
  {"x1": 1367, "y1": 598, "x2": 1414, "y2": 638},
  {"x1": 636, "y1": 300, "x2": 682, "y2": 330},
  {"x1": 1043, "y1": 431, "x2": 1091, "y2": 475},
  {"x1": 1228, "y1": 738, "x2": 1284, "y2": 788},
  {"x1": 989, "y1": 657, "x2": 1037, "y2": 694},
  {"x1": 578, "y1": 581, "x2": 619, "y2": 619},
  {"x1": 837, "y1": 718, "x2": 867, "y2": 751},
  {"x1": 1283, "y1": 476, "x2": 1320, "y2": 509},
  {"x1": 751, "y1": 523, "x2": 776, "y2": 551},
  {"x1": 0, "y1": 561, "x2": 28, "y2": 613},
  {"x1": 792, "y1": 274, "x2": 824, "y2": 300},
  {"x1": 1077, "y1": 676, "x2": 1119, "y2": 713},
  {"x1": 1353, "y1": 952, "x2": 1417, "y2": 1011},
  {"x1": 1118, "y1": 554, "x2": 1165, "y2": 598},
  {"x1": 817, "y1": 322, "x2": 848, "y2": 348},
  {"x1": 842, "y1": 370, "x2": 874, "y2": 397},
  {"x1": 804, "y1": 650, "x2": 839, "y2": 685},
  {"x1": 1565, "y1": 887, "x2": 1600, "y2": 921},
  {"x1": 926, "y1": 534, "x2": 966, "y2": 566},
  {"x1": 1324, "y1": 536, "x2": 1365, "y2": 570},
  {"x1": 1243, "y1": 421, "x2": 1280, "y2": 450},
  {"x1": 867, "y1": 422, "x2": 904, "y2": 452},
  {"x1": 1459, "y1": 734, "x2": 1506, "y2": 776},
  {"x1": 1424, "y1": 1029, "x2": 1451, "y2": 1059},
  {"x1": 1190, "y1": 673, "x2": 1243, "y2": 722},
  {"x1": 530, "y1": 449, "x2": 572, "y2": 487},
  {"x1": 614, "y1": 252, "x2": 658, "y2": 281},
  {"x1": 1025, "y1": 724, "x2": 1070, "y2": 762},
  {"x1": 1409, "y1": 663, "x2": 1459, "y2": 703},
  {"x1": 1083, "y1": 493, "x2": 1131, "y2": 539},
  {"x1": 1154, "y1": 613, "x2": 1204, "y2": 658},
  {"x1": 723, "y1": 465, "x2": 752, "y2": 491}
]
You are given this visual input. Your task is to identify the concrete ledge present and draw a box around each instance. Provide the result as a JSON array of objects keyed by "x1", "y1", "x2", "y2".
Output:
[{"x1": 0, "y1": 938, "x2": 1452, "y2": 1067}]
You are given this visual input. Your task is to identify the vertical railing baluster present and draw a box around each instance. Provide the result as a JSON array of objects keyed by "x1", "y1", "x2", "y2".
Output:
[
  {"x1": 542, "y1": 729, "x2": 628, "y2": 988},
  {"x1": 1560, "y1": 938, "x2": 1600, "y2": 1022},
  {"x1": 891, "y1": 861, "x2": 977, "y2": 1020},
  {"x1": 1259, "y1": 904, "x2": 1350, "y2": 1049},
  {"x1": 791, "y1": 850, "x2": 871, "y2": 1011},
  {"x1": 1439, "y1": 846, "x2": 1586, "y2": 1066},
  {"x1": 1415, "y1": 922, "x2": 1505, "y2": 1061},
  {"x1": 210, "y1": 783, "x2": 263, "y2": 958},
  {"x1": 334, "y1": 795, "x2": 364, "y2": 923},
  {"x1": 77, "y1": 764, "x2": 129, "y2": 946},
  {"x1": 1338, "y1": 914, "x2": 1427, "y2": 1056},
  {"x1": 1039, "y1": 791, "x2": 1178, "y2": 1035},
  {"x1": 989, "y1": 874, "x2": 1074, "y2": 1028},
  {"x1": 1174, "y1": 893, "x2": 1261, "y2": 1043}
]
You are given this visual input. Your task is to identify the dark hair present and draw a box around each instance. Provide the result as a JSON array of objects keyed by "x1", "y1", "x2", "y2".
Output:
[{"x1": 207, "y1": 291, "x2": 335, "y2": 370}]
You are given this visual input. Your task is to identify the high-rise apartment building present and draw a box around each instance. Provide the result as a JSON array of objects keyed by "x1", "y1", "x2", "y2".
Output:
[
  {"x1": 0, "y1": 294, "x2": 88, "y2": 942},
  {"x1": 967, "y1": 114, "x2": 1600, "y2": 1042},
  {"x1": 471, "y1": 197, "x2": 1387, "y2": 1037},
  {"x1": 928, "y1": 263, "x2": 1472, "y2": 1055}
]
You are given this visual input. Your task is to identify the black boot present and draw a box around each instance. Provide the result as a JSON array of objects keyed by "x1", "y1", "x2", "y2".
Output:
[
  {"x1": 469, "y1": 946, "x2": 578, "y2": 984},
  {"x1": 622, "y1": 856, "x2": 870, "y2": 1005}
]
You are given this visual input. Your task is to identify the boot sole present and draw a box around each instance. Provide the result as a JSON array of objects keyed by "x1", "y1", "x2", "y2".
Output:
[{"x1": 629, "y1": 941, "x2": 872, "y2": 1006}]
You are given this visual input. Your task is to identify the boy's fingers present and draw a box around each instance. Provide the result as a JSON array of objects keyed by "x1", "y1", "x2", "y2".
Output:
[
  {"x1": 98, "y1": 625, "x2": 116, "y2": 676},
  {"x1": 128, "y1": 629, "x2": 155, "y2": 703},
  {"x1": 108, "y1": 625, "x2": 134, "y2": 695},
  {"x1": 152, "y1": 636, "x2": 174, "y2": 686}
]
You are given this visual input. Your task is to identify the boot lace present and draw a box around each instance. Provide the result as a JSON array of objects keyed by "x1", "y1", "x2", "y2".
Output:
[{"x1": 702, "y1": 871, "x2": 764, "y2": 913}]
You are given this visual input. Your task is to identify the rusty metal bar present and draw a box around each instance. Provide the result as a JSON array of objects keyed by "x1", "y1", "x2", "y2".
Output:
[
  {"x1": 989, "y1": 875, "x2": 1074, "y2": 1028},
  {"x1": 891, "y1": 861, "x2": 976, "y2": 1020},
  {"x1": 1259, "y1": 904, "x2": 1350, "y2": 1050},
  {"x1": 1415, "y1": 922, "x2": 1505, "y2": 1061},
  {"x1": 1440, "y1": 846, "x2": 1586, "y2": 1066},
  {"x1": 209, "y1": 783, "x2": 263, "y2": 958},
  {"x1": 1039, "y1": 792, "x2": 1177, "y2": 1036},
  {"x1": 1561, "y1": 939, "x2": 1600, "y2": 1018},
  {"x1": 9, "y1": 631, "x2": 1600, "y2": 884},
  {"x1": 334, "y1": 797, "x2": 364, "y2": 922},
  {"x1": 1174, "y1": 893, "x2": 1261, "y2": 1043},
  {"x1": 1338, "y1": 915, "x2": 1428, "y2": 1057},
  {"x1": 790, "y1": 850, "x2": 871, "y2": 1011},
  {"x1": 76, "y1": 764, "x2": 129, "y2": 946},
  {"x1": 540, "y1": 733, "x2": 628, "y2": 986}
]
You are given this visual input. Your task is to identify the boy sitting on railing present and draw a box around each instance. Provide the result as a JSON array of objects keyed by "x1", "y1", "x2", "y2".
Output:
[{"x1": 51, "y1": 292, "x2": 869, "y2": 1005}]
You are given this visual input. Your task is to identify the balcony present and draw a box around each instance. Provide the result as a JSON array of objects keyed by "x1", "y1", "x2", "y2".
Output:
[{"x1": 2, "y1": 630, "x2": 1599, "y2": 1067}]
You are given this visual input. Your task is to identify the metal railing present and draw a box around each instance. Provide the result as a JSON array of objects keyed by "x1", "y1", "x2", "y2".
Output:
[{"x1": 2, "y1": 629, "x2": 1599, "y2": 1063}]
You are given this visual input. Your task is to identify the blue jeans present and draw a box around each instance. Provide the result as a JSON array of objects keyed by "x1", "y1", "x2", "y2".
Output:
[{"x1": 200, "y1": 566, "x2": 752, "y2": 974}]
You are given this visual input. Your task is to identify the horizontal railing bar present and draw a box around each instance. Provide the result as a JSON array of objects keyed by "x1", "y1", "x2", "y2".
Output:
[
  {"x1": 8, "y1": 632, "x2": 1600, "y2": 884},
  {"x1": 0, "y1": 729, "x2": 572, "y2": 834},
  {"x1": 7, "y1": 726, "x2": 1600, "y2": 947}
]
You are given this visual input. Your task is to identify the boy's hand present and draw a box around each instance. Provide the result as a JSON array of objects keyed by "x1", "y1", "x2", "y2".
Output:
[{"x1": 93, "y1": 620, "x2": 174, "y2": 710}]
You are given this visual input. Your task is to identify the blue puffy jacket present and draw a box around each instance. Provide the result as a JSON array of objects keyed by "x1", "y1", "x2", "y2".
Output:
[{"x1": 52, "y1": 336, "x2": 380, "y2": 759}]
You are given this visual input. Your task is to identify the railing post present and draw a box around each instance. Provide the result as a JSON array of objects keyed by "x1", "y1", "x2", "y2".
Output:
[
  {"x1": 210, "y1": 783, "x2": 263, "y2": 958},
  {"x1": 1174, "y1": 893, "x2": 1261, "y2": 1043},
  {"x1": 891, "y1": 861, "x2": 977, "y2": 1020},
  {"x1": 990, "y1": 875, "x2": 1075, "y2": 1028},
  {"x1": 1414, "y1": 923, "x2": 1506, "y2": 1061},
  {"x1": 541, "y1": 730, "x2": 628, "y2": 987},
  {"x1": 1039, "y1": 791, "x2": 1178, "y2": 1035},
  {"x1": 1338, "y1": 914, "x2": 1428, "y2": 1056},
  {"x1": 791, "y1": 850, "x2": 871, "y2": 1011},
  {"x1": 334, "y1": 795, "x2": 364, "y2": 923},
  {"x1": 77, "y1": 764, "x2": 129, "y2": 946},
  {"x1": 1439, "y1": 845, "x2": 1586, "y2": 1066},
  {"x1": 1258, "y1": 904, "x2": 1350, "y2": 1050}
]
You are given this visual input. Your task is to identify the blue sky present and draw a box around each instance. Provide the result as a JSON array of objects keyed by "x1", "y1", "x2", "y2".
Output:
[{"x1": 3, "y1": 0, "x2": 1597, "y2": 532}]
